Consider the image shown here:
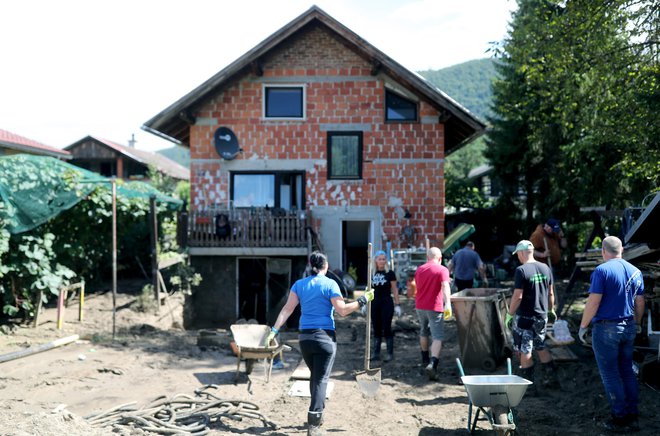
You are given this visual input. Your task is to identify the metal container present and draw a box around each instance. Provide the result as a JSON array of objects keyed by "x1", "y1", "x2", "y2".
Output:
[
  {"x1": 452, "y1": 288, "x2": 510, "y2": 371},
  {"x1": 461, "y1": 375, "x2": 532, "y2": 407}
]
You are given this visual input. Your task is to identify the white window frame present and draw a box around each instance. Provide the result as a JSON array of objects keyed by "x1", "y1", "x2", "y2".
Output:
[{"x1": 262, "y1": 83, "x2": 307, "y2": 120}]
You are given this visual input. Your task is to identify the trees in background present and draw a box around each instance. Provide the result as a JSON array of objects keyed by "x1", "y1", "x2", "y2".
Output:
[{"x1": 487, "y1": 0, "x2": 660, "y2": 234}]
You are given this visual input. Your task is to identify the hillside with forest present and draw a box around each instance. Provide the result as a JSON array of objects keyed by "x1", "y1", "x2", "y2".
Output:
[
  {"x1": 157, "y1": 145, "x2": 190, "y2": 167},
  {"x1": 418, "y1": 58, "x2": 496, "y2": 122}
]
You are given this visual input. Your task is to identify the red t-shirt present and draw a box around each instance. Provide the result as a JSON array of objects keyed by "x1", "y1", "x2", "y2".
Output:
[{"x1": 414, "y1": 261, "x2": 450, "y2": 312}]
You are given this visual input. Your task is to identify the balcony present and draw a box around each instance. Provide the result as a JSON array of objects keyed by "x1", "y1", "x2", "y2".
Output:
[{"x1": 184, "y1": 208, "x2": 310, "y2": 255}]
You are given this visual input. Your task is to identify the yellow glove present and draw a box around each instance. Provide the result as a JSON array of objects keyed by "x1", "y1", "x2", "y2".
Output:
[
  {"x1": 265, "y1": 327, "x2": 278, "y2": 346},
  {"x1": 443, "y1": 305, "x2": 452, "y2": 320},
  {"x1": 505, "y1": 313, "x2": 514, "y2": 330},
  {"x1": 357, "y1": 289, "x2": 375, "y2": 307}
]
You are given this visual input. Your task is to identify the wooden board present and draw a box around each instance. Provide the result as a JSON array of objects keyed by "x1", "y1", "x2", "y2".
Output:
[
  {"x1": 546, "y1": 330, "x2": 575, "y2": 347},
  {"x1": 549, "y1": 346, "x2": 578, "y2": 362},
  {"x1": 288, "y1": 380, "x2": 334, "y2": 398},
  {"x1": 291, "y1": 360, "x2": 311, "y2": 380}
]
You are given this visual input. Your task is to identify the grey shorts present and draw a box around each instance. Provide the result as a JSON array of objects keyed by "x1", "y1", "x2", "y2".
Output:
[
  {"x1": 512, "y1": 315, "x2": 547, "y2": 354},
  {"x1": 416, "y1": 309, "x2": 444, "y2": 341}
]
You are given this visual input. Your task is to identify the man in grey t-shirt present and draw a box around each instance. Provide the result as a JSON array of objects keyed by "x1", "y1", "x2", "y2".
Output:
[{"x1": 448, "y1": 241, "x2": 487, "y2": 291}]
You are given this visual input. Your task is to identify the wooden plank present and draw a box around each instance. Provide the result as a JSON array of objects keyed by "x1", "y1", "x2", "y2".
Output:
[
  {"x1": 549, "y1": 346, "x2": 578, "y2": 362},
  {"x1": 291, "y1": 360, "x2": 311, "y2": 380}
]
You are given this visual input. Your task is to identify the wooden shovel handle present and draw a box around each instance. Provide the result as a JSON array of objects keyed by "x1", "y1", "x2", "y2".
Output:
[{"x1": 365, "y1": 242, "x2": 373, "y2": 371}]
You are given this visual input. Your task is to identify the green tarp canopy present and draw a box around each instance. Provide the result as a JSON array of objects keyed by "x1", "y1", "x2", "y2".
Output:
[{"x1": 0, "y1": 154, "x2": 182, "y2": 234}]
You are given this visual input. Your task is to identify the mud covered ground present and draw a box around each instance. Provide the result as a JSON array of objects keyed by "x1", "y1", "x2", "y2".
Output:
[{"x1": 1, "y1": 279, "x2": 659, "y2": 435}]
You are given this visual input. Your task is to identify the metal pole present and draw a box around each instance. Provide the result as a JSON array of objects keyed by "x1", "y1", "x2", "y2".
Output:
[
  {"x1": 112, "y1": 178, "x2": 117, "y2": 340},
  {"x1": 149, "y1": 196, "x2": 160, "y2": 313}
]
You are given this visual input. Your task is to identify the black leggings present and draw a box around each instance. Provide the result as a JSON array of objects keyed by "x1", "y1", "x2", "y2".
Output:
[
  {"x1": 299, "y1": 329, "x2": 337, "y2": 413},
  {"x1": 371, "y1": 297, "x2": 394, "y2": 338}
]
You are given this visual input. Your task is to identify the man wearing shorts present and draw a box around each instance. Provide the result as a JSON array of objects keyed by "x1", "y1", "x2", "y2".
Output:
[
  {"x1": 507, "y1": 240, "x2": 557, "y2": 390},
  {"x1": 414, "y1": 247, "x2": 451, "y2": 380}
]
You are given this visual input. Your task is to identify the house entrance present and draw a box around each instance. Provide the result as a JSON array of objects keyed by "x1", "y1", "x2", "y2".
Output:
[
  {"x1": 237, "y1": 257, "x2": 292, "y2": 324},
  {"x1": 342, "y1": 221, "x2": 370, "y2": 288}
]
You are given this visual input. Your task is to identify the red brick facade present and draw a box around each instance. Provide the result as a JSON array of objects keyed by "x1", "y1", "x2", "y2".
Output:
[{"x1": 188, "y1": 26, "x2": 447, "y2": 247}]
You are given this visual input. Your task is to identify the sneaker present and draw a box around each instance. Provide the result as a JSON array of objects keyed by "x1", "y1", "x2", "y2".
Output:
[
  {"x1": 425, "y1": 363, "x2": 438, "y2": 381},
  {"x1": 272, "y1": 360, "x2": 285, "y2": 370}
]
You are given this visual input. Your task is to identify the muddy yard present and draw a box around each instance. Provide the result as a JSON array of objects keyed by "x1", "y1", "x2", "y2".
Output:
[{"x1": 1, "y1": 281, "x2": 659, "y2": 436}]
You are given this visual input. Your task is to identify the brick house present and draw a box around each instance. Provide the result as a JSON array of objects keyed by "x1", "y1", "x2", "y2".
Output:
[{"x1": 143, "y1": 6, "x2": 484, "y2": 327}]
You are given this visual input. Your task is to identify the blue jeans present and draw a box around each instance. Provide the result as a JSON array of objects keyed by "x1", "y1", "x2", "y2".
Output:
[{"x1": 591, "y1": 320, "x2": 638, "y2": 418}]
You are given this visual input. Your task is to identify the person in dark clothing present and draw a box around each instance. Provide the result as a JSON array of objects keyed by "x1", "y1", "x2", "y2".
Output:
[
  {"x1": 506, "y1": 240, "x2": 557, "y2": 391},
  {"x1": 267, "y1": 251, "x2": 374, "y2": 436},
  {"x1": 369, "y1": 250, "x2": 400, "y2": 361},
  {"x1": 447, "y1": 241, "x2": 488, "y2": 291}
]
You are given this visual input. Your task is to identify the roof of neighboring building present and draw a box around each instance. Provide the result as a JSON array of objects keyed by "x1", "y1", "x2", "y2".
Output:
[
  {"x1": 467, "y1": 164, "x2": 493, "y2": 179},
  {"x1": 65, "y1": 135, "x2": 190, "y2": 180},
  {"x1": 0, "y1": 128, "x2": 71, "y2": 159},
  {"x1": 142, "y1": 5, "x2": 485, "y2": 154}
]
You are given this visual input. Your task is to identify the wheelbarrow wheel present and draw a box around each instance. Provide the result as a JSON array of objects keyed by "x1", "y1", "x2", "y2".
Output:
[
  {"x1": 245, "y1": 358, "x2": 255, "y2": 374},
  {"x1": 491, "y1": 405, "x2": 516, "y2": 435}
]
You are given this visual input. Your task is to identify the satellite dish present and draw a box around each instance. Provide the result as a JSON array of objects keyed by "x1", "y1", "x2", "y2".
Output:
[{"x1": 214, "y1": 127, "x2": 240, "y2": 160}]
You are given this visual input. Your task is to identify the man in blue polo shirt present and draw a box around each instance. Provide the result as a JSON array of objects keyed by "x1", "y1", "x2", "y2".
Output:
[
  {"x1": 579, "y1": 236, "x2": 645, "y2": 433},
  {"x1": 448, "y1": 241, "x2": 488, "y2": 291}
]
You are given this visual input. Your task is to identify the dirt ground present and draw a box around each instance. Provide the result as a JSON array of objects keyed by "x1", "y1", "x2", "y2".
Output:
[{"x1": 1, "y1": 280, "x2": 659, "y2": 436}]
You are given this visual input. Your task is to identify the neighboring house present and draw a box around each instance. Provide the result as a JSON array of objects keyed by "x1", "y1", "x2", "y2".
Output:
[
  {"x1": 0, "y1": 128, "x2": 71, "y2": 159},
  {"x1": 64, "y1": 135, "x2": 189, "y2": 181},
  {"x1": 143, "y1": 6, "x2": 484, "y2": 327}
]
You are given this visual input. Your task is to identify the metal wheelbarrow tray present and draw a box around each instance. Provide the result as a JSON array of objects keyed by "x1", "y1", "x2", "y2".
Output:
[
  {"x1": 230, "y1": 324, "x2": 284, "y2": 382},
  {"x1": 457, "y1": 358, "x2": 532, "y2": 435}
]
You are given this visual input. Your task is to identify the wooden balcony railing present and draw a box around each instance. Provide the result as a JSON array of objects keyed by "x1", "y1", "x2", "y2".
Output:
[{"x1": 186, "y1": 208, "x2": 309, "y2": 248}]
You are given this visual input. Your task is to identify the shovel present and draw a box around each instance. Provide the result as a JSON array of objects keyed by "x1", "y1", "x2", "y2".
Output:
[{"x1": 355, "y1": 242, "x2": 381, "y2": 397}]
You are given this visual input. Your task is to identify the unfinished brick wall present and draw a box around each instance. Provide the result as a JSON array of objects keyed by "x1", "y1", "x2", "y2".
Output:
[{"x1": 189, "y1": 25, "x2": 446, "y2": 246}]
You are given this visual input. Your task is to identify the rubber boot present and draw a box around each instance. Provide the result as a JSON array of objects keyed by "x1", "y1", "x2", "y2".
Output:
[
  {"x1": 541, "y1": 361, "x2": 560, "y2": 389},
  {"x1": 372, "y1": 337, "x2": 382, "y2": 361},
  {"x1": 519, "y1": 366, "x2": 537, "y2": 396},
  {"x1": 421, "y1": 350, "x2": 430, "y2": 366},
  {"x1": 383, "y1": 337, "x2": 394, "y2": 362},
  {"x1": 307, "y1": 411, "x2": 323, "y2": 436}
]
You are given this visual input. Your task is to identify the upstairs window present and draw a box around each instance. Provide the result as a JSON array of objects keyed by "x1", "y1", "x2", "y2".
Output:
[
  {"x1": 327, "y1": 132, "x2": 362, "y2": 180},
  {"x1": 385, "y1": 89, "x2": 417, "y2": 121},
  {"x1": 264, "y1": 85, "x2": 304, "y2": 118},
  {"x1": 231, "y1": 172, "x2": 304, "y2": 210}
]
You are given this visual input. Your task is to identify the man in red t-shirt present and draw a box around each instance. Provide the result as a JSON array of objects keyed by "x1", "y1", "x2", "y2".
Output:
[{"x1": 414, "y1": 247, "x2": 452, "y2": 380}]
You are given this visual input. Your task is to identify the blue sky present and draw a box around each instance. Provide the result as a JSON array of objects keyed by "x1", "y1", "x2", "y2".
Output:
[{"x1": 0, "y1": 0, "x2": 515, "y2": 151}]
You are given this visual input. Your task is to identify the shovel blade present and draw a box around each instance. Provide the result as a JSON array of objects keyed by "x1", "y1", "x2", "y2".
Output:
[{"x1": 355, "y1": 368, "x2": 381, "y2": 397}]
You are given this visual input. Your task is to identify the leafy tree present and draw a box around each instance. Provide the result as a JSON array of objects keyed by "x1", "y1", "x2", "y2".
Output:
[
  {"x1": 444, "y1": 137, "x2": 491, "y2": 210},
  {"x1": 487, "y1": 0, "x2": 660, "y2": 237}
]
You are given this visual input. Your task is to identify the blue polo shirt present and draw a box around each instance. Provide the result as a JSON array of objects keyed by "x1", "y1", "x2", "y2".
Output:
[
  {"x1": 292, "y1": 274, "x2": 342, "y2": 330},
  {"x1": 451, "y1": 247, "x2": 483, "y2": 281},
  {"x1": 589, "y1": 258, "x2": 644, "y2": 322}
]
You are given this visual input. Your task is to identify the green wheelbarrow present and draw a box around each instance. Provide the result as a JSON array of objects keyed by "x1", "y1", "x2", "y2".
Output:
[{"x1": 456, "y1": 357, "x2": 532, "y2": 435}]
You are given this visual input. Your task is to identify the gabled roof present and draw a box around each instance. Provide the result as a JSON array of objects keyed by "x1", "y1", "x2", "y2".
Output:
[
  {"x1": 65, "y1": 135, "x2": 189, "y2": 180},
  {"x1": 142, "y1": 5, "x2": 485, "y2": 154},
  {"x1": 0, "y1": 128, "x2": 71, "y2": 159}
]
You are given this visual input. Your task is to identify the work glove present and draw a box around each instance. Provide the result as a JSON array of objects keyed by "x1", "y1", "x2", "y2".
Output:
[
  {"x1": 578, "y1": 326, "x2": 589, "y2": 344},
  {"x1": 505, "y1": 313, "x2": 514, "y2": 330},
  {"x1": 636, "y1": 324, "x2": 642, "y2": 335},
  {"x1": 357, "y1": 288, "x2": 375, "y2": 307},
  {"x1": 394, "y1": 305, "x2": 402, "y2": 317},
  {"x1": 265, "y1": 327, "x2": 278, "y2": 346},
  {"x1": 548, "y1": 309, "x2": 557, "y2": 324},
  {"x1": 443, "y1": 305, "x2": 452, "y2": 321},
  {"x1": 360, "y1": 305, "x2": 367, "y2": 316}
]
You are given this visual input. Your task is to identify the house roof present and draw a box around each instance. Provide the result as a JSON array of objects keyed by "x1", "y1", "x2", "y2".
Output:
[
  {"x1": 64, "y1": 135, "x2": 190, "y2": 180},
  {"x1": 0, "y1": 128, "x2": 71, "y2": 159},
  {"x1": 142, "y1": 5, "x2": 485, "y2": 154}
]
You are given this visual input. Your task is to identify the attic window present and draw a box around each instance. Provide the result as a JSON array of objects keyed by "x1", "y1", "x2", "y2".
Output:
[
  {"x1": 264, "y1": 85, "x2": 305, "y2": 118},
  {"x1": 385, "y1": 89, "x2": 417, "y2": 122}
]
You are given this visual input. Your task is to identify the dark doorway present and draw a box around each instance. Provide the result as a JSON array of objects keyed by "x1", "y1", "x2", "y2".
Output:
[
  {"x1": 342, "y1": 221, "x2": 370, "y2": 288},
  {"x1": 238, "y1": 258, "x2": 267, "y2": 323}
]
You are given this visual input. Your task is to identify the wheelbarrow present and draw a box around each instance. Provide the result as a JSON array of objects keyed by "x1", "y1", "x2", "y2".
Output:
[
  {"x1": 230, "y1": 324, "x2": 286, "y2": 382},
  {"x1": 456, "y1": 357, "x2": 532, "y2": 435}
]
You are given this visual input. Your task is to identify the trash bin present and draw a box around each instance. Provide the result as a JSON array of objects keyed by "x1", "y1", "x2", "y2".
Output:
[{"x1": 452, "y1": 288, "x2": 512, "y2": 372}]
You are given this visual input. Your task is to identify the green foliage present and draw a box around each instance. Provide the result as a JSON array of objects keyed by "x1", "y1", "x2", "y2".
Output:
[
  {"x1": 167, "y1": 258, "x2": 202, "y2": 295},
  {"x1": 486, "y1": 0, "x2": 660, "y2": 233},
  {"x1": 444, "y1": 137, "x2": 491, "y2": 209},
  {"x1": 134, "y1": 284, "x2": 158, "y2": 313},
  {"x1": 0, "y1": 232, "x2": 75, "y2": 318},
  {"x1": 419, "y1": 59, "x2": 497, "y2": 121}
]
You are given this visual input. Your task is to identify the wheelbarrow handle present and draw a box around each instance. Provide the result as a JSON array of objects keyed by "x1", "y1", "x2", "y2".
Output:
[{"x1": 455, "y1": 357, "x2": 466, "y2": 378}]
